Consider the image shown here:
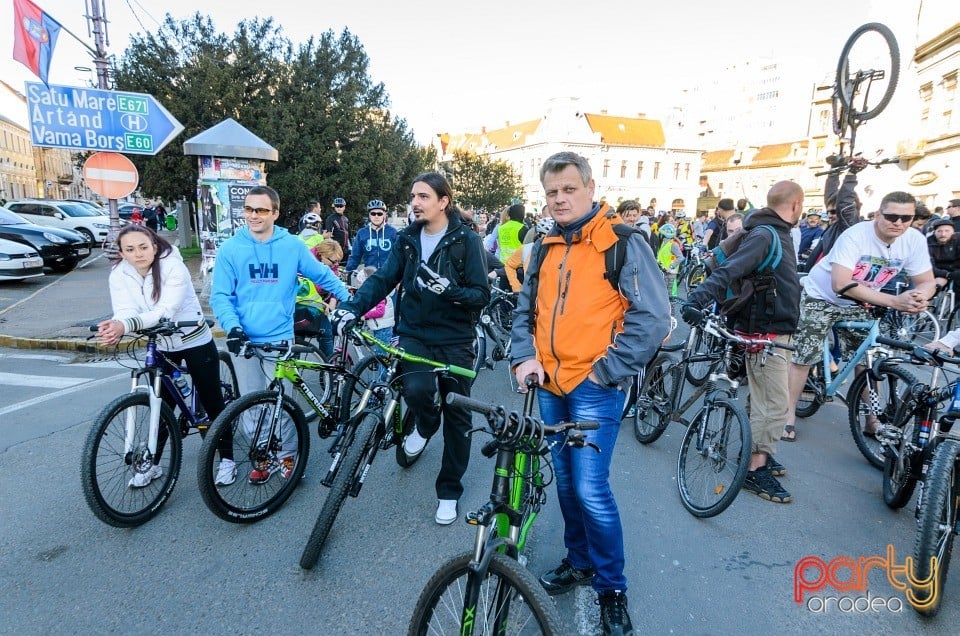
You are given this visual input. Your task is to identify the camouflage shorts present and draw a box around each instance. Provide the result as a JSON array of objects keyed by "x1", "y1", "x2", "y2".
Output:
[{"x1": 792, "y1": 292, "x2": 874, "y2": 366}]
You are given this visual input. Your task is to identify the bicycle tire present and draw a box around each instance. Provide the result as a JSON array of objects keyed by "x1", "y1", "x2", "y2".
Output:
[
  {"x1": 197, "y1": 390, "x2": 309, "y2": 523},
  {"x1": 677, "y1": 398, "x2": 751, "y2": 518},
  {"x1": 906, "y1": 310, "x2": 941, "y2": 346},
  {"x1": 684, "y1": 328, "x2": 722, "y2": 387},
  {"x1": 836, "y1": 22, "x2": 900, "y2": 123},
  {"x1": 217, "y1": 349, "x2": 240, "y2": 403},
  {"x1": 633, "y1": 354, "x2": 675, "y2": 445},
  {"x1": 81, "y1": 393, "x2": 180, "y2": 528},
  {"x1": 795, "y1": 363, "x2": 824, "y2": 419},
  {"x1": 847, "y1": 363, "x2": 916, "y2": 470},
  {"x1": 338, "y1": 352, "x2": 390, "y2": 423},
  {"x1": 472, "y1": 323, "x2": 487, "y2": 375},
  {"x1": 489, "y1": 295, "x2": 516, "y2": 334},
  {"x1": 683, "y1": 264, "x2": 707, "y2": 296},
  {"x1": 947, "y1": 302, "x2": 960, "y2": 333},
  {"x1": 300, "y1": 410, "x2": 379, "y2": 569},
  {"x1": 395, "y1": 408, "x2": 421, "y2": 468},
  {"x1": 409, "y1": 551, "x2": 564, "y2": 636},
  {"x1": 911, "y1": 439, "x2": 960, "y2": 617}
]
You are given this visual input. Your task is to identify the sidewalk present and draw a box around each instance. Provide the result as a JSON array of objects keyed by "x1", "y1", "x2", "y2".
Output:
[{"x1": 0, "y1": 232, "x2": 221, "y2": 353}]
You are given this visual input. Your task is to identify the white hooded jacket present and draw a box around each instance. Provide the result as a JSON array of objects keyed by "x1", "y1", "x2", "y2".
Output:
[{"x1": 108, "y1": 249, "x2": 211, "y2": 351}]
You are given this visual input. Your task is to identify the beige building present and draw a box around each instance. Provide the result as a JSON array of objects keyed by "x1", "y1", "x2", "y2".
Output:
[{"x1": 436, "y1": 98, "x2": 703, "y2": 214}]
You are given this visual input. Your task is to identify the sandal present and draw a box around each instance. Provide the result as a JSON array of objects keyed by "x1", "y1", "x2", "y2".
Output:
[{"x1": 780, "y1": 424, "x2": 797, "y2": 442}]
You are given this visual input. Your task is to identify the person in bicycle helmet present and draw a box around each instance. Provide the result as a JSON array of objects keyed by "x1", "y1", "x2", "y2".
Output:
[
  {"x1": 299, "y1": 209, "x2": 329, "y2": 249},
  {"x1": 346, "y1": 199, "x2": 399, "y2": 272},
  {"x1": 656, "y1": 223, "x2": 684, "y2": 295}
]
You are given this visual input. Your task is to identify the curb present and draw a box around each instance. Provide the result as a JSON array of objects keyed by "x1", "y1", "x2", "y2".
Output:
[{"x1": 0, "y1": 328, "x2": 227, "y2": 353}]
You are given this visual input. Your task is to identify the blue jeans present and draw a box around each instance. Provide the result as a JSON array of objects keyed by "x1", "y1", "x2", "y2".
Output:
[{"x1": 539, "y1": 378, "x2": 627, "y2": 592}]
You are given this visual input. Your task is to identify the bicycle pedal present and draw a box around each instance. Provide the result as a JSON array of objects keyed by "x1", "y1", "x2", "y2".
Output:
[{"x1": 465, "y1": 511, "x2": 482, "y2": 525}]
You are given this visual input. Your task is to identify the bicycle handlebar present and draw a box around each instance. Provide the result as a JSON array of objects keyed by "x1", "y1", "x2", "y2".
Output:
[
  {"x1": 242, "y1": 340, "x2": 318, "y2": 356},
  {"x1": 89, "y1": 318, "x2": 212, "y2": 335},
  {"x1": 702, "y1": 315, "x2": 797, "y2": 351},
  {"x1": 446, "y1": 393, "x2": 600, "y2": 435},
  {"x1": 814, "y1": 156, "x2": 900, "y2": 177},
  {"x1": 875, "y1": 335, "x2": 960, "y2": 366}
]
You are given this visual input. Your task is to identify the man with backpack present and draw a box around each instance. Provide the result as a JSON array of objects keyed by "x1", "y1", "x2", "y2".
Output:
[
  {"x1": 511, "y1": 151, "x2": 670, "y2": 636},
  {"x1": 681, "y1": 181, "x2": 804, "y2": 504}
]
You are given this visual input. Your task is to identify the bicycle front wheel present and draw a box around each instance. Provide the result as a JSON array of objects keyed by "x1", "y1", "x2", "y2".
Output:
[
  {"x1": 677, "y1": 398, "x2": 751, "y2": 518},
  {"x1": 81, "y1": 393, "x2": 180, "y2": 528},
  {"x1": 912, "y1": 439, "x2": 960, "y2": 617},
  {"x1": 300, "y1": 410, "x2": 379, "y2": 569},
  {"x1": 836, "y1": 22, "x2": 900, "y2": 122},
  {"x1": 217, "y1": 349, "x2": 240, "y2": 403},
  {"x1": 338, "y1": 352, "x2": 390, "y2": 423},
  {"x1": 847, "y1": 364, "x2": 916, "y2": 470},
  {"x1": 633, "y1": 354, "x2": 676, "y2": 445},
  {"x1": 409, "y1": 552, "x2": 563, "y2": 636},
  {"x1": 197, "y1": 390, "x2": 309, "y2": 523},
  {"x1": 684, "y1": 327, "x2": 722, "y2": 387},
  {"x1": 683, "y1": 263, "x2": 707, "y2": 296},
  {"x1": 472, "y1": 323, "x2": 487, "y2": 376}
]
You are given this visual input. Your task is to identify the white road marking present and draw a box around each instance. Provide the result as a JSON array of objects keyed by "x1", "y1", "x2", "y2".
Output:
[
  {"x1": 0, "y1": 371, "x2": 127, "y2": 417},
  {"x1": 0, "y1": 371, "x2": 89, "y2": 389},
  {"x1": 0, "y1": 352, "x2": 73, "y2": 363}
]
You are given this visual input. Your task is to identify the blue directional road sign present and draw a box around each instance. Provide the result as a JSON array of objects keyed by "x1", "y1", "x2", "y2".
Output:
[{"x1": 24, "y1": 82, "x2": 184, "y2": 156}]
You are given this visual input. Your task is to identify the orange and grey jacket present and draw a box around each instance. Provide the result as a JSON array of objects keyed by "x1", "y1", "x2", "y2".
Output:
[{"x1": 510, "y1": 205, "x2": 671, "y2": 396}]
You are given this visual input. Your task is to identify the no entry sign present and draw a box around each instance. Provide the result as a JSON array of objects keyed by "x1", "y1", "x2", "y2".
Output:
[{"x1": 82, "y1": 152, "x2": 139, "y2": 199}]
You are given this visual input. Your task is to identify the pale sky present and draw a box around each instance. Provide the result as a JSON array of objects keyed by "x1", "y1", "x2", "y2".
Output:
[{"x1": 0, "y1": 0, "x2": 932, "y2": 145}]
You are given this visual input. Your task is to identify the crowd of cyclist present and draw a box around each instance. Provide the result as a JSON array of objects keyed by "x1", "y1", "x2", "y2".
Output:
[{"x1": 95, "y1": 152, "x2": 960, "y2": 635}]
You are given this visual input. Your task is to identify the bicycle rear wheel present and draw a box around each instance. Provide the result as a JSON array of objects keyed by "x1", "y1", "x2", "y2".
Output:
[
  {"x1": 197, "y1": 390, "x2": 309, "y2": 523},
  {"x1": 912, "y1": 439, "x2": 960, "y2": 617},
  {"x1": 472, "y1": 323, "x2": 487, "y2": 375},
  {"x1": 633, "y1": 354, "x2": 676, "y2": 445},
  {"x1": 836, "y1": 22, "x2": 899, "y2": 123},
  {"x1": 409, "y1": 552, "x2": 563, "y2": 636},
  {"x1": 217, "y1": 350, "x2": 240, "y2": 404},
  {"x1": 847, "y1": 363, "x2": 916, "y2": 470},
  {"x1": 81, "y1": 393, "x2": 180, "y2": 528},
  {"x1": 795, "y1": 363, "x2": 824, "y2": 419},
  {"x1": 683, "y1": 263, "x2": 707, "y2": 296},
  {"x1": 300, "y1": 410, "x2": 379, "y2": 569},
  {"x1": 677, "y1": 398, "x2": 751, "y2": 518}
]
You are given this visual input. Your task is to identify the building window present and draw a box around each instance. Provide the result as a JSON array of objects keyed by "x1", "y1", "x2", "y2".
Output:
[
  {"x1": 673, "y1": 163, "x2": 680, "y2": 180},
  {"x1": 636, "y1": 161, "x2": 643, "y2": 179},
  {"x1": 684, "y1": 163, "x2": 690, "y2": 180},
  {"x1": 653, "y1": 162, "x2": 660, "y2": 179},
  {"x1": 603, "y1": 159, "x2": 610, "y2": 178},
  {"x1": 620, "y1": 160, "x2": 627, "y2": 179}
]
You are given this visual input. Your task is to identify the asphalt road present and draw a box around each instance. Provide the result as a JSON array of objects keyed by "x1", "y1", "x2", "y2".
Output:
[{"x1": 1, "y1": 344, "x2": 959, "y2": 634}]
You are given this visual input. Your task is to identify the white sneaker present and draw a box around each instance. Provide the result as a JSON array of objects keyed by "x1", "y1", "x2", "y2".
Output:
[
  {"x1": 403, "y1": 428, "x2": 428, "y2": 460},
  {"x1": 128, "y1": 464, "x2": 163, "y2": 488},
  {"x1": 435, "y1": 499, "x2": 458, "y2": 525},
  {"x1": 215, "y1": 459, "x2": 237, "y2": 486}
]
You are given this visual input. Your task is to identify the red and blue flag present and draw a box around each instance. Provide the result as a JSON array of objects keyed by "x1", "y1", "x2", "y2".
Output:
[{"x1": 11, "y1": 0, "x2": 62, "y2": 85}]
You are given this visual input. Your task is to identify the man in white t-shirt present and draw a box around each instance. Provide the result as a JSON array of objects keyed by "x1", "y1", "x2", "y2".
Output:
[{"x1": 782, "y1": 191, "x2": 936, "y2": 441}]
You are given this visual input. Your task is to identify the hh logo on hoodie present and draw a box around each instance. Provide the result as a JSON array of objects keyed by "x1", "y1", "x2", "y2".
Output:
[{"x1": 248, "y1": 262, "x2": 279, "y2": 283}]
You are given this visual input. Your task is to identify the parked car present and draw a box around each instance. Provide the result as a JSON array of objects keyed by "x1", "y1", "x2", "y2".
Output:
[
  {"x1": 0, "y1": 206, "x2": 90, "y2": 272},
  {"x1": 0, "y1": 237, "x2": 44, "y2": 281},
  {"x1": 6, "y1": 199, "x2": 111, "y2": 246}
]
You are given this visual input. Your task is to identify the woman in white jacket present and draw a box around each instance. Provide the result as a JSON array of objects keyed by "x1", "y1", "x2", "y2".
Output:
[{"x1": 96, "y1": 226, "x2": 233, "y2": 488}]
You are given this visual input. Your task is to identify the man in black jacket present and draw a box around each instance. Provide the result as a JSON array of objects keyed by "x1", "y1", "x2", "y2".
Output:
[
  {"x1": 682, "y1": 181, "x2": 803, "y2": 503},
  {"x1": 928, "y1": 218, "x2": 960, "y2": 287},
  {"x1": 800, "y1": 156, "x2": 867, "y2": 272},
  {"x1": 331, "y1": 173, "x2": 490, "y2": 525}
]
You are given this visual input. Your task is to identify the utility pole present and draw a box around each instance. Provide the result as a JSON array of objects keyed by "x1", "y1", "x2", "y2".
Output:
[{"x1": 85, "y1": 0, "x2": 120, "y2": 250}]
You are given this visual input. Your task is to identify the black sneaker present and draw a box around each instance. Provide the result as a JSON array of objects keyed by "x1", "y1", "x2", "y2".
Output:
[
  {"x1": 766, "y1": 455, "x2": 786, "y2": 477},
  {"x1": 598, "y1": 590, "x2": 634, "y2": 635},
  {"x1": 539, "y1": 559, "x2": 594, "y2": 595},
  {"x1": 743, "y1": 466, "x2": 792, "y2": 503}
]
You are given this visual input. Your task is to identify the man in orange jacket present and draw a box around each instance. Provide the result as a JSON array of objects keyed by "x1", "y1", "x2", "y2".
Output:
[{"x1": 511, "y1": 151, "x2": 670, "y2": 635}]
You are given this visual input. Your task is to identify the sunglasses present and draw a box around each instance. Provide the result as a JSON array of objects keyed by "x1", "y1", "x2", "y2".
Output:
[
  {"x1": 334, "y1": 205, "x2": 345, "y2": 208},
  {"x1": 243, "y1": 206, "x2": 274, "y2": 216},
  {"x1": 881, "y1": 213, "x2": 915, "y2": 224},
  {"x1": 369, "y1": 211, "x2": 384, "y2": 216}
]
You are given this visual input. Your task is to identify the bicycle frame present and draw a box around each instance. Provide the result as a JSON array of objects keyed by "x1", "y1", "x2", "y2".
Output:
[
  {"x1": 818, "y1": 318, "x2": 880, "y2": 398},
  {"x1": 664, "y1": 325, "x2": 742, "y2": 425}
]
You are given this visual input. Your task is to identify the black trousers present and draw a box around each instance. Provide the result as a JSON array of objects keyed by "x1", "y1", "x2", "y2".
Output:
[
  {"x1": 155, "y1": 339, "x2": 228, "y2": 461},
  {"x1": 399, "y1": 337, "x2": 475, "y2": 500}
]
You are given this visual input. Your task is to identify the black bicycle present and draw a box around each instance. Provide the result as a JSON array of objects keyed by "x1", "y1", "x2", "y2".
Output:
[{"x1": 81, "y1": 320, "x2": 238, "y2": 527}]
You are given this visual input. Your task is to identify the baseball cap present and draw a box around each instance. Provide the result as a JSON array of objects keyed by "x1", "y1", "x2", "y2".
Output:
[
  {"x1": 932, "y1": 218, "x2": 953, "y2": 229},
  {"x1": 333, "y1": 197, "x2": 346, "y2": 206},
  {"x1": 806, "y1": 210, "x2": 822, "y2": 218}
]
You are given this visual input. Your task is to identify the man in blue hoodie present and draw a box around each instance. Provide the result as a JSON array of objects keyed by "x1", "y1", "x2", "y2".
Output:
[
  {"x1": 346, "y1": 199, "x2": 399, "y2": 273},
  {"x1": 211, "y1": 185, "x2": 350, "y2": 484}
]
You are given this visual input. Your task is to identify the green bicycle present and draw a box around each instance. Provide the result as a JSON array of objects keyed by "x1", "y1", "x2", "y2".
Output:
[
  {"x1": 299, "y1": 328, "x2": 477, "y2": 570},
  {"x1": 408, "y1": 384, "x2": 597, "y2": 635}
]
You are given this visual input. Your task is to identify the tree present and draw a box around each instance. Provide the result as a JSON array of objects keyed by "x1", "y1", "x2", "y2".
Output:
[
  {"x1": 112, "y1": 15, "x2": 431, "y2": 229},
  {"x1": 445, "y1": 151, "x2": 523, "y2": 212}
]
